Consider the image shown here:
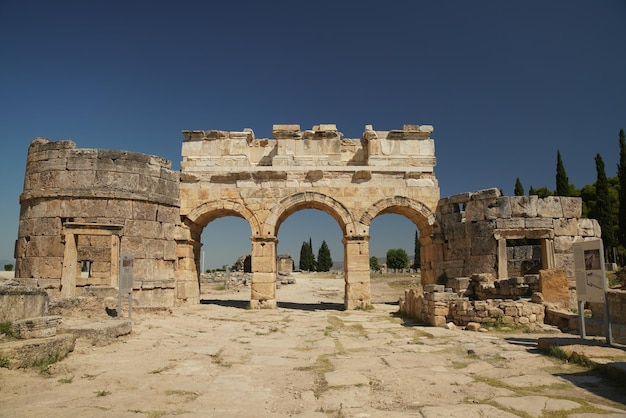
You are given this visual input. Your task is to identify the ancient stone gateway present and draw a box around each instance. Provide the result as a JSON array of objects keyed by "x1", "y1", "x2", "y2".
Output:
[
  {"x1": 178, "y1": 124, "x2": 440, "y2": 309},
  {"x1": 15, "y1": 124, "x2": 439, "y2": 309}
]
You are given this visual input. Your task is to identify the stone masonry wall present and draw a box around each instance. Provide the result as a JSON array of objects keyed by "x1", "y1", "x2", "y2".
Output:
[
  {"x1": 399, "y1": 286, "x2": 545, "y2": 328},
  {"x1": 16, "y1": 138, "x2": 183, "y2": 307},
  {"x1": 434, "y1": 189, "x2": 601, "y2": 288}
]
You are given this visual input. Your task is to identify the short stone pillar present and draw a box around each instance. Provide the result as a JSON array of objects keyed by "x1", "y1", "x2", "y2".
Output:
[
  {"x1": 343, "y1": 236, "x2": 371, "y2": 309},
  {"x1": 250, "y1": 237, "x2": 277, "y2": 309}
]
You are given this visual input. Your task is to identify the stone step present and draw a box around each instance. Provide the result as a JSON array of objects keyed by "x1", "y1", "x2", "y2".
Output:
[{"x1": 12, "y1": 315, "x2": 62, "y2": 339}]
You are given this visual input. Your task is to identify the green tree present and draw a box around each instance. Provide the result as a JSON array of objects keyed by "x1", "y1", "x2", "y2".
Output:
[
  {"x1": 555, "y1": 150, "x2": 570, "y2": 196},
  {"x1": 3, "y1": 264, "x2": 13, "y2": 272},
  {"x1": 618, "y1": 129, "x2": 626, "y2": 248},
  {"x1": 413, "y1": 230, "x2": 421, "y2": 269},
  {"x1": 514, "y1": 178, "x2": 524, "y2": 196},
  {"x1": 386, "y1": 248, "x2": 409, "y2": 270},
  {"x1": 594, "y1": 154, "x2": 617, "y2": 249},
  {"x1": 369, "y1": 256, "x2": 380, "y2": 272},
  {"x1": 316, "y1": 240, "x2": 333, "y2": 272},
  {"x1": 299, "y1": 240, "x2": 315, "y2": 271},
  {"x1": 528, "y1": 185, "x2": 536, "y2": 196},
  {"x1": 529, "y1": 186, "x2": 553, "y2": 198}
]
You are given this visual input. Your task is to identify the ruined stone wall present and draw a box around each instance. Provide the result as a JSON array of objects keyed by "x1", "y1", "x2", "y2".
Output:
[
  {"x1": 15, "y1": 138, "x2": 182, "y2": 306},
  {"x1": 399, "y1": 286, "x2": 545, "y2": 328},
  {"x1": 434, "y1": 189, "x2": 601, "y2": 287}
]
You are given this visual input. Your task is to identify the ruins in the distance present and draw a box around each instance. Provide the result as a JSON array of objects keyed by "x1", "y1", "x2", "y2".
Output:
[{"x1": 14, "y1": 124, "x2": 601, "y2": 310}]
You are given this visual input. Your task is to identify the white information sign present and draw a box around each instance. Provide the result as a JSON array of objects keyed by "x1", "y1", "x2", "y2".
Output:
[
  {"x1": 573, "y1": 240, "x2": 608, "y2": 303},
  {"x1": 119, "y1": 254, "x2": 134, "y2": 294}
]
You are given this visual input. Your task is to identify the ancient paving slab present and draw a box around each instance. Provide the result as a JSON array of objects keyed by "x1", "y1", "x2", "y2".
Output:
[
  {"x1": 420, "y1": 404, "x2": 520, "y2": 418},
  {"x1": 493, "y1": 396, "x2": 581, "y2": 417}
]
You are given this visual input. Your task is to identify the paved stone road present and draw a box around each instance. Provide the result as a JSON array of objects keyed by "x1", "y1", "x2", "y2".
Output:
[{"x1": 1, "y1": 276, "x2": 625, "y2": 417}]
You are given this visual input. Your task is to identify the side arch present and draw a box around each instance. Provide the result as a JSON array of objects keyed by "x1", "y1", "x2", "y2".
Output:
[
  {"x1": 360, "y1": 196, "x2": 436, "y2": 237},
  {"x1": 185, "y1": 200, "x2": 262, "y2": 236},
  {"x1": 264, "y1": 192, "x2": 355, "y2": 237},
  {"x1": 361, "y1": 196, "x2": 438, "y2": 285}
]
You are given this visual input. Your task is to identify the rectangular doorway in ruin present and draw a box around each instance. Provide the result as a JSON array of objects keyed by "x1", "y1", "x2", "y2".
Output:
[{"x1": 506, "y1": 238, "x2": 542, "y2": 276}]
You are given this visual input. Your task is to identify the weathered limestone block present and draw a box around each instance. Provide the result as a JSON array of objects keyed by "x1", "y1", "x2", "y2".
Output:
[
  {"x1": 0, "y1": 333, "x2": 75, "y2": 369},
  {"x1": 554, "y1": 218, "x2": 579, "y2": 236},
  {"x1": 470, "y1": 188, "x2": 500, "y2": 200},
  {"x1": 0, "y1": 286, "x2": 49, "y2": 322},
  {"x1": 12, "y1": 315, "x2": 62, "y2": 339},
  {"x1": 470, "y1": 236, "x2": 496, "y2": 256},
  {"x1": 468, "y1": 221, "x2": 495, "y2": 237},
  {"x1": 554, "y1": 236, "x2": 578, "y2": 253},
  {"x1": 251, "y1": 282, "x2": 276, "y2": 300},
  {"x1": 578, "y1": 218, "x2": 601, "y2": 237},
  {"x1": 539, "y1": 269, "x2": 569, "y2": 309},
  {"x1": 510, "y1": 196, "x2": 538, "y2": 217},
  {"x1": 524, "y1": 218, "x2": 554, "y2": 229},
  {"x1": 537, "y1": 196, "x2": 564, "y2": 218},
  {"x1": 466, "y1": 256, "x2": 497, "y2": 276},
  {"x1": 561, "y1": 197, "x2": 583, "y2": 218},
  {"x1": 495, "y1": 217, "x2": 525, "y2": 229},
  {"x1": 449, "y1": 192, "x2": 471, "y2": 205}
]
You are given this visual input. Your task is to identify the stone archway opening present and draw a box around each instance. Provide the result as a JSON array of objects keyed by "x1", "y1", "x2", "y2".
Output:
[
  {"x1": 275, "y1": 208, "x2": 344, "y2": 309},
  {"x1": 369, "y1": 213, "x2": 421, "y2": 303}
]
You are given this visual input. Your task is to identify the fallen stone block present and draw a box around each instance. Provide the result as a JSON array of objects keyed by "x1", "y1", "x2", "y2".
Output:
[
  {"x1": 12, "y1": 316, "x2": 62, "y2": 339},
  {"x1": 59, "y1": 319, "x2": 132, "y2": 346},
  {"x1": 0, "y1": 333, "x2": 75, "y2": 369}
]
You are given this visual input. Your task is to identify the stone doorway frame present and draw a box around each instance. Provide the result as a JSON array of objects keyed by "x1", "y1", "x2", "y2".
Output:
[
  {"x1": 494, "y1": 229, "x2": 555, "y2": 280},
  {"x1": 60, "y1": 222, "x2": 123, "y2": 297}
]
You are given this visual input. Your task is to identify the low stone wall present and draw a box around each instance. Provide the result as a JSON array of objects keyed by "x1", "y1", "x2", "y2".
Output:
[
  {"x1": 399, "y1": 285, "x2": 545, "y2": 328},
  {"x1": 448, "y1": 274, "x2": 540, "y2": 300}
]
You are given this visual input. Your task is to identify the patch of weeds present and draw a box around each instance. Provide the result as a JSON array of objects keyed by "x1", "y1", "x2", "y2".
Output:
[
  {"x1": 82, "y1": 373, "x2": 98, "y2": 380},
  {"x1": 128, "y1": 410, "x2": 168, "y2": 418},
  {"x1": 148, "y1": 363, "x2": 175, "y2": 374},
  {"x1": 0, "y1": 322, "x2": 16, "y2": 339},
  {"x1": 295, "y1": 354, "x2": 334, "y2": 398},
  {"x1": 58, "y1": 374, "x2": 74, "y2": 383},
  {"x1": 410, "y1": 329, "x2": 434, "y2": 344},
  {"x1": 165, "y1": 389, "x2": 199, "y2": 401},
  {"x1": 32, "y1": 354, "x2": 63, "y2": 374},
  {"x1": 0, "y1": 355, "x2": 10, "y2": 368},
  {"x1": 451, "y1": 361, "x2": 469, "y2": 369},
  {"x1": 95, "y1": 390, "x2": 111, "y2": 397},
  {"x1": 210, "y1": 349, "x2": 232, "y2": 368},
  {"x1": 334, "y1": 339, "x2": 347, "y2": 355}
]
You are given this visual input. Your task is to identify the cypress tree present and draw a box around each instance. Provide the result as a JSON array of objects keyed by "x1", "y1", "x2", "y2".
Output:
[
  {"x1": 618, "y1": 129, "x2": 626, "y2": 248},
  {"x1": 316, "y1": 240, "x2": 333, "y2": 271},
  {"x1": 413, "y1": 230, "x2": 421, "y2": 269},
  {"x1": 556, "y1": 150, "x2": 570, "y2": 196},
  {"x1": 514, "y1": 178, "x2": 524, "y2": 196},
  {"x1": 528, "y1": 185, "x2": 536, "y2": 196},
  {"x1": 595, "y1": 154, "x2": 617, "y2": 249},
  {"x1": 299, "y1": 241, "x2": 315, "y2": 271}
]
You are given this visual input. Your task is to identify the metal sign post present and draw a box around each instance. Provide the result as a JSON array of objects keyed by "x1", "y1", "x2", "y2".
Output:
[
  {"x1": 573, "y1": 240, "x2": 612, "y2": 345},
  {"x1": 118, "y1": 254, "x2": 134, "y2": 320}
]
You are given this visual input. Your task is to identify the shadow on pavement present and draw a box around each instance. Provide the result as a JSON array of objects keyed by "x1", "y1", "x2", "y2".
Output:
[{"x1": 200, "y1": 299, "x2": 345, "y2": 311}]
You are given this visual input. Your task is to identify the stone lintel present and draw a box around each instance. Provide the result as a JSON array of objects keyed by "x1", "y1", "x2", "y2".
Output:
[
  {"x1": 63, "y1": 222, "x2": 124, "y2": 235},
  {"x1": 494, "y1": 228, "x2": 554, "y2": 240}
]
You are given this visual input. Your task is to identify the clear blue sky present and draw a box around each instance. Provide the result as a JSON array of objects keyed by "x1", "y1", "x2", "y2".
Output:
[{"x1": 1, "y1": 1, "x2": 624, "y2": 269}]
